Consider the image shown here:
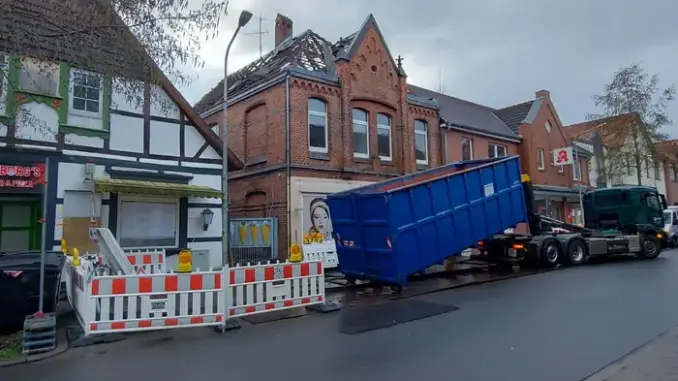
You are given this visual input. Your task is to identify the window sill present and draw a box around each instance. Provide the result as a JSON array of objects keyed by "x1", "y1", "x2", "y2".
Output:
[
  {"x1": 59, "y1": 124, "x2": 110, "y2": 138},
  {"x1": 309, "y1": 152, "x2": 330, "y2": 161},
  {"x1": 416, "y1": 164, "x2": 429, "y2": 171},
  {"x1": 381, "y1": 160, "x2": 395, "y2": 166},
  {"x1": 16, "y1": 90, "x2": 62, "y2": 100},
  {"x1": 69, "y1": 109, "x2": 103, "y2": 119},
  {"x1": 353, "y1": 157, "x2": 371, "y2": 164}
]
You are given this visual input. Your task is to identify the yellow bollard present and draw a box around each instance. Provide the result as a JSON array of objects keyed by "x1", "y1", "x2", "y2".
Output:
[
  {"x1": 177, "y1": 249, "x2": 192, "y2": 273},
  {"x1": 61, "y1": 239, "x2": 68, "y2": 255},
  {"x1": 72, "y1": 248, "x2": 80, "y2": 267},
  {"x1": 288, "y1": 243, "x2": 303, "y2": 263}
]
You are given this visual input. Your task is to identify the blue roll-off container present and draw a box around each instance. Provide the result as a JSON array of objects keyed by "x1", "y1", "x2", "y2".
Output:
[{"x1": 325, "y1": 156, "x2": 528, "y2": 287}]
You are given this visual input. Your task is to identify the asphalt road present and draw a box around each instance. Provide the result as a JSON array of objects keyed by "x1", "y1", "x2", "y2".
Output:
[{"x1": 3, "y1": 250, "x2": 678, "y2": 381}]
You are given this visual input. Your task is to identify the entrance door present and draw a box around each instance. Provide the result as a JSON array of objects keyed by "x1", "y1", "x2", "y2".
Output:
[{"x1": 0, "y1": 201, "x2": 42, "y2": 252}]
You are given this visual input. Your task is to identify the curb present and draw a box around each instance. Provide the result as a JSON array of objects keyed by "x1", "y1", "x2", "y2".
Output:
[
  {"x1": 0, "y1": 328, "x2": 69, "y2": 368},
  {"x1": 579, "y1": 325, "x2": 677, "y2": 381}
]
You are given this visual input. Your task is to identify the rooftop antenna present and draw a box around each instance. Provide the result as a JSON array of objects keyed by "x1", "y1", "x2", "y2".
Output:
[
  {"x1": 438, "y1": 67, "x2": 444, "y2": 94},
  {"x1": 243, "y1": 14, "x2": 269, "y2": 58}
]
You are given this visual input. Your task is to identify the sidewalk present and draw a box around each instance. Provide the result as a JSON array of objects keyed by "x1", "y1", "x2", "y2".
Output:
[{"x1": 585, "y1": 326, "x2": 678, "y2": 381}]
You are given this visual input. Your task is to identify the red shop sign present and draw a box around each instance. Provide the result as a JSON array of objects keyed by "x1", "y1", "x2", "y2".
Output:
[{"x1": 0, "y1": 164, "x2": 46, "y2": 189}]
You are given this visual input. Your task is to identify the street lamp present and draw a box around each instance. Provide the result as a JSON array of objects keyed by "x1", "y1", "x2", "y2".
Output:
[{"x1": 222, "y1": 10, "x2": 253, "y2": 266}]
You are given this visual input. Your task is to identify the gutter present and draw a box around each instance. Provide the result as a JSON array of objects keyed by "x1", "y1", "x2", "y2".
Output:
[
  {"x1": 285, "y1": 74, "x2": 292, "y2": 245},
  {"x1": 441, "y1": 123, "x2": 522, "y2": 144}
]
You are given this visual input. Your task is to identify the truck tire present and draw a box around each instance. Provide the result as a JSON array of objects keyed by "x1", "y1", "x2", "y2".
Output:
[
  {"x1": 637, "y1": 235, "x2": 661, "y2": 259},
  {"x1": 539, "y1": 238, "x2": 562, "y2": 268},
  {"x1": 562, "y1": 239, "x2": 588, "y2": 266}
]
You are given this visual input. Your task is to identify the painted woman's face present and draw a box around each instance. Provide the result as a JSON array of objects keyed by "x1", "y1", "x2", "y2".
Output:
[{"x1": 312, "y1": 207, "x2": 330, "y2": 233}]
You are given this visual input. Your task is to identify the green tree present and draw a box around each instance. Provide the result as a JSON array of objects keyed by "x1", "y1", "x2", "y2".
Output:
[{"x1": 588, "y1": 63, "x2": 675, "y2": 185}]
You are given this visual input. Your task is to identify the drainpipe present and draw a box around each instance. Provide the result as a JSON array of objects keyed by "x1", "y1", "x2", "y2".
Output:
[
  {"x1": 441, "y1": 123, "x2": 449, "y2": 164},
  {"x1": 285, "y1": 74, "x2": 291, "y2": 248}
]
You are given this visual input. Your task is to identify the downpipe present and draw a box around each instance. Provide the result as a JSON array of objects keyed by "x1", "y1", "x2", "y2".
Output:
[{"x1": 285, "y1": 75, "x2": 291, "y2": 248}]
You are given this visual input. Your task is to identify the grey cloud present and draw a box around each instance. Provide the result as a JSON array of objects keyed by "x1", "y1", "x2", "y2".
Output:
[{"x1": 183, "y1": 0, "x2": 678, "y2": 136}]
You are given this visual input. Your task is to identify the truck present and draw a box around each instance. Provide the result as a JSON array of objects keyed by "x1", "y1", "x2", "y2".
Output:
[
  {"x1": 325, "y1": 156, "x2": 669, "y2": 290},
  {"x1": 477, "y1": 176, "x2": 669, "y2": 268}
]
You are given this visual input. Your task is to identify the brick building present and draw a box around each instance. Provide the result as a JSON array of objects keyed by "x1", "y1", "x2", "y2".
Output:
[
  {"x1": 656, "y1": 140, "x2": 678, "y2": 206},
  {"x1": 409, "y1": 86, "x2": 591, "y2": 225},
  {"x1": 194, "y1": 14, "x2": 441, "y2": 256}
]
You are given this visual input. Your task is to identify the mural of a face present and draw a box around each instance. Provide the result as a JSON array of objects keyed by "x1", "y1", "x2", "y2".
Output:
[{"x1": 308, "y1": 198, "x2": 332, "y2": 239}]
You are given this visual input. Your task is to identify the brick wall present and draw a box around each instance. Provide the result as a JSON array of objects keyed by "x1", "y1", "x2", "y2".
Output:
[{"x1": 443, "y1": 129, "x2": 519, "y2": 163}]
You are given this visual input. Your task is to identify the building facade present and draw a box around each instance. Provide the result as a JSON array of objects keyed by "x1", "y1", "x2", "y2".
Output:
[
  {"x1": 196, "y1": 14, "x2": 441, "y2": 256},
  {"x1": 0, "y1": 1, "x2": 241, "y2": 269}
]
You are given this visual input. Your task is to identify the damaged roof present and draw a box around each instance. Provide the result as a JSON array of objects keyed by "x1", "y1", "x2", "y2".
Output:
[
  {"x1": 408, "y1": 85, "x2": 520, "y2": 141},
  {"x1": 1, "y1": 0, "x2": 242, "y2": 169},
  {"x1": 194, "y1": 14, "x2": 409, "y2": 115}
]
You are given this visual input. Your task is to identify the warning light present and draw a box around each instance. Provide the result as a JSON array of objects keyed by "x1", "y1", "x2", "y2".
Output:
[
  {"x1": 477, "y1": 241, "x2": 484, "y2": 247},
  {"x1": 512, "y1": 243, "x2": 525, "y2": 250},
  {"x1": 177, "y1": 249, "x2": 192, "y2": 273},
  {"x1": 289, "y1": 243, "x2": 302, "y2": 263}
]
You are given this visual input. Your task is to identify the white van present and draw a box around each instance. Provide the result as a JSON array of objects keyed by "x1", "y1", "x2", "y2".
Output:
[{"x1": 663, "y1": 207, "x2": 678, "y2": 247}]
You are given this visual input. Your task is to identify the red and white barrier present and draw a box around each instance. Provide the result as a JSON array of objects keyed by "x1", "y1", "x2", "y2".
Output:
[
  {"x1": 123, "y1": 248, "x2": 166, "y2": 274},
  {"x1": 65, "y1": 252, "x2": 335, "y2": 337},
  {"x1": 227, "y1": 258, "x2": 324, "y2": 317}
]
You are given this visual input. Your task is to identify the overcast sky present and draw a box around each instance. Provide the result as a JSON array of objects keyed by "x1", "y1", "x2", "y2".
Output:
[{"x1": 182, "y1": 0, "x2": 678, "y2": 137}]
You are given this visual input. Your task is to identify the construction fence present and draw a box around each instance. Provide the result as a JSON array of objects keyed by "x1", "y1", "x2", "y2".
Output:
[{"x1": 62, "y1": 232, "x2": 335, "y2": 338}]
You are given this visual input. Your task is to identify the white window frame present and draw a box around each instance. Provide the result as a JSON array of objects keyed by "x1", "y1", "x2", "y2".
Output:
[
  {"x1": 117, "y1": 195, "x2": 179, "y2": 249},
  {"x1": 537, "y1": 148, "x2": 545, "y2": 170},
  {"x1": 461, "y1": 137, "x2": 473, "y2": 161},
  {"x1": 488, "y1": 143, "x2": 507, "y2": 158},
  {"x1": 573, "y1": 160, "x2": 582, "y2": 181},
  {"x1": 352, "y1": 108, "x2": 370, "y2": 159},
  {"x1": 69, "y1": 68, "x2": 104, "y2": 118},
  {"x1": 307, "y1": 98, "x2": 328, "y2": 153},
  {"x1": 671, "y1": 165, "x2": 676, "y2": 181},
  {"x1": 414, "y1": 120, "x2": 429, "y2": 165},
  {"x1": 377, "y1": 113, "x2": 392, "y2": 161}
]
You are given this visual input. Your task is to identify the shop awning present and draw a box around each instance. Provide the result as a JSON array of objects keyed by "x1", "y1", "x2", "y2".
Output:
[{"x1": 94, "y1": 178, "x2": 222, "y2": 199}]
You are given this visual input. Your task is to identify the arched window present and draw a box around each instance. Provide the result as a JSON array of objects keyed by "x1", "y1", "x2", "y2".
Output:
[
  {"x1": 352, "y1": 108, "x2": 369, "y2": 158},
  {"x1": 308, "y1": 98, "x2": 328, "y2": 153},
  {"x1": 377, "y1": 113, "x2": 392, "y2": 161},
  {"x1": 414, "y1": 120, "x2": 428, "y2": 164}
]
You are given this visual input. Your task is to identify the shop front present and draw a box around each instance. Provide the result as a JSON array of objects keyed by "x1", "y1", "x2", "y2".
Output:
[
  {"x1": 533, "y1": 184, "x2": 584, "y2": 225},
  {"x1": 0, "y1": 161, "x2": 47, "y2": 252}
]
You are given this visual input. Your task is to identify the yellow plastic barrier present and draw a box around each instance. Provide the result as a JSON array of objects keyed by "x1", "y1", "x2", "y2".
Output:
[
  {"x1": 177, "y1": 249, "x2": 192, "y2": 273},
  {"x1": 72, "y1": 248, "x2": 80, "y2": 267},
  {"x1": 288, "y1": 243, "x2": 303, "y2": 263},
  {"x1": 61, "y1": 239, "x2": 68, "y2": 255}
]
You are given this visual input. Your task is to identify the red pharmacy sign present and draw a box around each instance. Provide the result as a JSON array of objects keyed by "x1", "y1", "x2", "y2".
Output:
[{"x1": 0, "y1": 164, "x2": 46, "y2": 189}]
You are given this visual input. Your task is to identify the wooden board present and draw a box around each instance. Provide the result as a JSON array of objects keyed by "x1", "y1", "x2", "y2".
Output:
[{"x1": 62, "y1": 217, "x2": 99, "y2": 253}]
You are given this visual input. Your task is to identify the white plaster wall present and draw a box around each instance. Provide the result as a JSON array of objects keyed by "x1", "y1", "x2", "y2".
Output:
[
  {"x1": 289, "y1": 176, "x2": 374, "y2": 244},
  {"x1": 150, "y1": 85, "x2": 179, "y2": 119},
  {"x1": 110, "y1": 78, "x2": 144, "y2": 114},
  {"x1": 64, "y1": 134, "x2": 104, "y2": 148},
  {"x1": 109, "y1": 113, "x2": 144, "y2": 153},
  {"x1": 15, "y1": 102, "x2": 58, "y2": 142},
  {"x1": 149, "y1": 120, "x2": 180, "y2": 156},
  {"x1": 200, "y1": 145, "x2": 220, "y2": 160},
  {"x1": 184, "y1": 125, "x2": 204, "y2": 157}
]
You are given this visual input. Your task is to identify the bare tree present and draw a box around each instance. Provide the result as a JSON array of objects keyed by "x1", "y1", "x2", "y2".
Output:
[
  {"x1": 2, "y1": 0, "x2": 229, "y2": 114},
  {"x1": 588, "y1": 63, "x2": 675, "y2": 186}
]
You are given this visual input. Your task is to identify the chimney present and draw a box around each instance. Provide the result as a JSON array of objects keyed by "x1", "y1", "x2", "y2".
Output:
[
  {"x1": 535, "y1": 89, "x2": 550, "y2": 100},
  {"x1": 275, "y1": 14, "x2": 293, "y2": 47}
]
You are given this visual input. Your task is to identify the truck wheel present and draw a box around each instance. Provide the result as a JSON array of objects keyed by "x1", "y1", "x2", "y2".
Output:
[
  {"x1": 539, "y1": 238, "x2": 562, "y2": 268},
  {"x1": 563, "y1": 239, "x2": 588, "y2": 266},
  {"x1": 637, "y1": 235, "x2": 661, "y2": 259}
]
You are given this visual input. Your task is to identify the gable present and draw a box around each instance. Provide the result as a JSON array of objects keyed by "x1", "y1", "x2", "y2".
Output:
[
  {"x1": 339, "y1": 15, "x2": 398, "y2": 74},
  {"x1": 2, "y1": 0, "x2": 243, "y2": 170}
]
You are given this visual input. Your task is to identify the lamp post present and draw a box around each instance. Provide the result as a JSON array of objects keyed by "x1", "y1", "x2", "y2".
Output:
[{"x1": 222, "y1": 10, "x2": 253, "y2": 266}]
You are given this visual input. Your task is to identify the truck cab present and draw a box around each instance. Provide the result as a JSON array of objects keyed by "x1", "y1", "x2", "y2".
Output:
[{"x1": 582, "y1": 186, "x2": 667, "y2": 238}]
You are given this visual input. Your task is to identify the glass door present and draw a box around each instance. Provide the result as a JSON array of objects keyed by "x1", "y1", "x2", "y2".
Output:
[{"x1": 0, "y1": 201, "x2": 42, "y2": 252}]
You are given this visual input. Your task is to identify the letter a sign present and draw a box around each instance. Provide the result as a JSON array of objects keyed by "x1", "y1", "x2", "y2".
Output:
[{"x1": 553, "y1": 147, "x2": 574, "y2": 166}]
